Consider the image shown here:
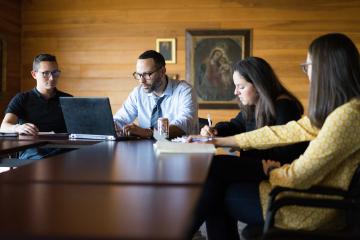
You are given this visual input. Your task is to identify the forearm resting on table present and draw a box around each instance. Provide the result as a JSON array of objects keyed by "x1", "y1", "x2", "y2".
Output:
[
  {"x1": 1, "y1": 113, "x2": 20, "y2": 132},
  {"x1": 0, "y1": 121, "x2": 19, "y2": 132},
  {"x1": 213, "y1": 136, "x2": 238, "y2": 148}
]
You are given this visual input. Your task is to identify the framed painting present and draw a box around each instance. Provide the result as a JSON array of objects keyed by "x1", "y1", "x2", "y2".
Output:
[
  {"x1": 186, "y1": 29, "x2": 252, "y2": 109},
  {"x1": 156, "y1": 38, "x2": 176, "y2": 64}
]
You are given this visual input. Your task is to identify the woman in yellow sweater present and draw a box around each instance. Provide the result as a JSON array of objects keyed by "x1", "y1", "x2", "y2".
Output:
[{"x1": 188, "y1": 33, "x2": 360, "y2": 239}]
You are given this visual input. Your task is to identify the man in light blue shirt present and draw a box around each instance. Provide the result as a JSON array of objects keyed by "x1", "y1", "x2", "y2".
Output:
[{"x1": 114, "y1": 50, "x2": 198, "y2": 138}]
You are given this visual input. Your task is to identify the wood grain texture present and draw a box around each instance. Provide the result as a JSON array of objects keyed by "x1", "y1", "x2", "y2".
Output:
[
  {"x1": 0, "y1": 0, "x2": 21, "y2": 117},
  {"x1": 19, "y1": 0, "x2": 360, "y2": 124}
]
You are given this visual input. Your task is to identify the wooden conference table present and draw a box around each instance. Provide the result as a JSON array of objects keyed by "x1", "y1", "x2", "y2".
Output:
[{"x1": 0, "y1": 136, "x2": 213, "y2": 239}]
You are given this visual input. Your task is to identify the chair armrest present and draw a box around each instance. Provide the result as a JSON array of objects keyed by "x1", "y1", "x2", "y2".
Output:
[
  {"x1": 264, "y1": 187, "x2": 360, "y2": 232},
  {"x1": 268, "y1": 186, "x2": 348, "y2": 207}
]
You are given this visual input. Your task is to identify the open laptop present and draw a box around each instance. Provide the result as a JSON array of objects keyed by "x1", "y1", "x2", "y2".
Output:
[{"x1": 60, "y1": 97, "x2": 138, "y2": 141}]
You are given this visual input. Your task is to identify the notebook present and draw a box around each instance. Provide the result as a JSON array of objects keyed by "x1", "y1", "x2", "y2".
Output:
[
  {"x1": 153, "y1": 140, "x2": 216, "y2": 155},
  {"x1": 60, "y1": 97, "x2": 139, "y2": 141}
]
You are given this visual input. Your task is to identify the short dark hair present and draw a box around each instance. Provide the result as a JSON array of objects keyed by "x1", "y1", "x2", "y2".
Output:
[
  {"x1": 32, "y1": 54, "x2": 57, "y2": 71},
  {"x1": 308, "y1": 33, "x2": 360, "y2": 128},
  {"x1": 138, "y1": 50, "x2": 166, "y2": 68},
  {"x1": 234, "y1": 56, "x2": 303, "y2": 128}
]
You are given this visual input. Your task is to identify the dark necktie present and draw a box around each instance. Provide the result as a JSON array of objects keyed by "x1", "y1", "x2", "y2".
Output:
[{"x1": 150, "y1": 96, "x2": 165, "y2": 129}]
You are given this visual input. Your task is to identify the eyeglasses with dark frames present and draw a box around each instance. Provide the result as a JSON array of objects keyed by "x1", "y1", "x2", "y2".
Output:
[
  {"x1": 133, "y1": 66, "x2": 162, "y2": 80},
  {"x1": 300, "y1": 62, "x2": 312, "y2": 74},
  {"x1": 37, "y1": 70, "x2": 61, "y2": 78}
]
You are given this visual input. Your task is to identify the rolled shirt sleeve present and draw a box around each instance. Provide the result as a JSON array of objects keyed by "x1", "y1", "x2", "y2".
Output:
[
  {"x1": 167, "y1": 81, "x2": 198, "y2": 134},
  {"x1": 113, "y1": 79, "x2": 198, "y2": 134},
  {"x1": 113, "y1": 88, "x2": 139, "y2": 128}
]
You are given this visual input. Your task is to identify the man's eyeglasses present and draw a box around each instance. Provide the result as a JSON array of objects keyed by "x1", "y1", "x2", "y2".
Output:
[
  {"x1": 37, "y1": 70, "x2": 61, "y2": 78},
  {"x1": 133, "y1": 66, "x2": 162, "y2": 80},
  {"x1": 300, "y1": 63, "x2": 312, "y2": 74}
]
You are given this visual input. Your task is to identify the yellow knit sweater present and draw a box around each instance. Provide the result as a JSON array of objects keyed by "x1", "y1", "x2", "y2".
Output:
[{"x1": 234, "y1": 98, "x2": 360, "y2": 230}]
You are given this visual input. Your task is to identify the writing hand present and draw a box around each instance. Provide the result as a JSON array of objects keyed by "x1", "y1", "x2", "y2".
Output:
[{"x1": 200, "y1": 125, "x2": 217, "y2": 137}]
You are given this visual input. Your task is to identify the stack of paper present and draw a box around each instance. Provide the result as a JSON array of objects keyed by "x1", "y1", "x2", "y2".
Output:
[{"x1": 153, "y1": 140, "x2": 216, "y2": 154}]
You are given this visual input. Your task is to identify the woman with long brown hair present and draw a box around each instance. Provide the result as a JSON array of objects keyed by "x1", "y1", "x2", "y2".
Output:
[{"x1": 189, "y1": 33, "x2": 360, "y2": 239}]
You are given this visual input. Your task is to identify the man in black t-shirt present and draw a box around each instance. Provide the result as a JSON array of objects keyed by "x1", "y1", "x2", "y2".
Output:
[{"x1": 0, "y1": 53, "x2": 72, "y2": 159}]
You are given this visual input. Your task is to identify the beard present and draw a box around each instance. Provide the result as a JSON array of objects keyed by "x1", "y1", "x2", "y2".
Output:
[{"x1": 142, "y1": 77, "x2": 163, "y2": 93}]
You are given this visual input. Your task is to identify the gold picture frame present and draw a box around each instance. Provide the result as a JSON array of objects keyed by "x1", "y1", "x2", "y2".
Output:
[
  {"x1": 156, "y1": 38, "x2": 176, "y2": 64},
  {"x1": 186, "y1": 29, "x2": 252, "y2": 109}
]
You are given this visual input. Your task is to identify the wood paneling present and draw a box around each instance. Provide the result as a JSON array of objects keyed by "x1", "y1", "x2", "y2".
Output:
[
  {"x1": 20, "y1": 0, "x2": 360, "y2": 124},
  {"x1": 0, "y1": 0, "x2": 21, "y2": 117}
]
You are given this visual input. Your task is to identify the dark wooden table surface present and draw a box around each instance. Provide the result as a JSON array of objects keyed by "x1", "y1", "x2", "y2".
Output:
[
  {"x1": 0, "y1": 140, "x2": 213, "y2": 186},
  {"x1": 0, "y1": 135, "x2": 100, "y2": 156},
  {"x1": 0, "y1": 138, "x2": 48, "y2": 156},
  {"x1": 0, "y1": 183, "x2": 200, "y2": 240},
  {"x1": 0, "y1": 138, "x2": 213, "y2": 239},
  {"x1": 19, "y1": 135, "x2": 101, "y2": 148}
]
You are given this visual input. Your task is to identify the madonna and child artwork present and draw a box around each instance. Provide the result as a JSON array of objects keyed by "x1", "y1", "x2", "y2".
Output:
[{"x1": 186, "y1": 30, "x2": 252, "y2": 108}]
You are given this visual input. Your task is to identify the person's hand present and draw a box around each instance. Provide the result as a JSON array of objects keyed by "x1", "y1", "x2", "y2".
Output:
[
  {"x1": 262, "y1": 159, "x2": 281, "y2": 176},
  {"x1": 114, "y1": 121, "x2": 123, "y2": 137},
  {"x1": 200, "y1": 125, "x2": 218, "y2": 137},
  {"x1": 122, "y1": 123, "x2": 152, "y2": 138},
  {"x1": 15, "y1": 123, "x2": 39, "y2": 135},
  {"x1": 228, "y1": 147, "x2": 241, "y2": 153}
]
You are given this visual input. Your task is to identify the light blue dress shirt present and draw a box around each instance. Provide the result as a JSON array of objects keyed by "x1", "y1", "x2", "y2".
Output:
[{"x1": 114, "y1": 78, "x2": 198, "y2": 134}]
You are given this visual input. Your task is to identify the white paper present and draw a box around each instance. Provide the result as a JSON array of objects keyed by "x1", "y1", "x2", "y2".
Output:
[{"x1": 153, "y1": 140, "x2": 216, "y2": 154}]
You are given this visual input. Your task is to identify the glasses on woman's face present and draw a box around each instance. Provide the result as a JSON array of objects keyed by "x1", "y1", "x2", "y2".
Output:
[
  {"x1": 300, "y1": 62, "x2": 312, "y2": 74},
  {"x1": 133, "y1": 66, "x2": 162, "y2": 81},
  {"x1": 37, "y1": 70, "x2": 61, "y2": 78}
]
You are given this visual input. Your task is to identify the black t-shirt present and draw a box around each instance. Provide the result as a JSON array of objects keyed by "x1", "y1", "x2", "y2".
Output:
[
  {"x1": 5, "y1": 88, "x2": 72, "y2": 133},
  {"x1": 214, "y1": 98, "x2": 309, "y2": 164}
]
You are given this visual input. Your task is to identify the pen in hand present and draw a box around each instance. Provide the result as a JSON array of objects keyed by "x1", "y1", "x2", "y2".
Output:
[
  {"x1": 200, "y1": 113, "x2": 217, "y2": 137},
  {"x1": 191, "y1": 137, "x2": 213, "y2": 142},
  {"x1": 207, "y1": 113, "x2": 212, "y2": 127}
]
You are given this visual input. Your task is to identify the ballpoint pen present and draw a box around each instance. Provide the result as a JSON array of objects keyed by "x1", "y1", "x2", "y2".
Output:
[
  {"x1": 191, "y1": 137, "x2": 213, "y2": 142},
  {"x1": 207, "y1": 113, "x2": 212, "y2": 127}
]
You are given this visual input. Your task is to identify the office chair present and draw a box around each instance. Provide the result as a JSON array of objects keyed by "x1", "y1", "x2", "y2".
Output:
[{"x1": 260, "y1": 165, "x2": 360, "y2": 240}]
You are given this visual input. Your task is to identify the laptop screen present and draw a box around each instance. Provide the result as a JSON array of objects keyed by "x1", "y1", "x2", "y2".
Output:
[{"x1": 60, "y1": 97, "x2": 116, "y2": 136}]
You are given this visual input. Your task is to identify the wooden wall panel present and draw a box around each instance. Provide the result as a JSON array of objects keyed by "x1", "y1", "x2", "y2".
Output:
[
  {"x1": 21, "y1": 0, "x2": 360, "y2": 125},
  {"x1": 0, "y1": 0, "x2": 21, "y2": 117}
]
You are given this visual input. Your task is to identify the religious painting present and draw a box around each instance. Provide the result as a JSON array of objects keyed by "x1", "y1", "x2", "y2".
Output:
[
  {"x1": 156, "y1": 38, "x2": 176, "y2": 64},
  {"x1": 186, "y1": 29, "x2": 252, "y2": 108}
]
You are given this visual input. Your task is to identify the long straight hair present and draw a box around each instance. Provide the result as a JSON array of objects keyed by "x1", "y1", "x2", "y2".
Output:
[
  {"x1": 308, "y1": 33, "x2": 360, "y2": 128},
  {"x1": 234, "y1": 56, "x2": 303, "y2": 128}
]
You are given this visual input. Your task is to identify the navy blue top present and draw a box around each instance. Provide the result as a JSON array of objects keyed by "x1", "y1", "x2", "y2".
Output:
[{"x1": 5, "y1": 88, "x2": 72, "y2": 133}]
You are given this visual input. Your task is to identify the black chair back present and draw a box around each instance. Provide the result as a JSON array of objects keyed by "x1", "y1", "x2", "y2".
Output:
[
  {"x1": 346, "y1": 165, "x2": 360, "y2": 233},
  {"x1": 347, "y1": 165, "x2": 360, "y2": 197}
]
